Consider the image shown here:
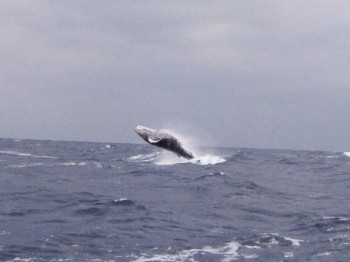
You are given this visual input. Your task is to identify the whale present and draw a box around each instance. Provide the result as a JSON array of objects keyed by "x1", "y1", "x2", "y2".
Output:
[{"x1": 133, "y1": 125, "x2": 194, "y2": 160}]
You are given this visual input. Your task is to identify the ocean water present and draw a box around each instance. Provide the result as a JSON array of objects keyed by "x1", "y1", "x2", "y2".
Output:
[{"x1": 1, "y1": 138, "x2": 350, "y2": 261}]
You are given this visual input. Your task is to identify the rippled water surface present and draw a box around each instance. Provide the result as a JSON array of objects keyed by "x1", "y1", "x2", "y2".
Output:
[{"x1": 0, "y1": 138, "x2": 350, "y2": 261}]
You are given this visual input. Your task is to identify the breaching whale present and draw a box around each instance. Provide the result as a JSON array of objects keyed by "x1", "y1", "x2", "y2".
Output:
[{"x1": 133, "y1": 125, "x2": 194, "y2": 160}]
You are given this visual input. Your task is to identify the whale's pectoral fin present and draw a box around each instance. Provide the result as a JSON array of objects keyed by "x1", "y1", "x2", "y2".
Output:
[{"x1": 148, "y1": 137, "x2": 161, "y2": 144}]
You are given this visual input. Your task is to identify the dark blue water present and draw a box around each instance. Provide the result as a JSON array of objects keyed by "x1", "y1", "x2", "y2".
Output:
[{"x1": 1, "y1": 138, "x2": 350, "y2": 261}]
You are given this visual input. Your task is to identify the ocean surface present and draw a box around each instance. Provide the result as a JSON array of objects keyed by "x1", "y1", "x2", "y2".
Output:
[{"x1": 1, "y1": 138, "x2": 350, "y2": 261}]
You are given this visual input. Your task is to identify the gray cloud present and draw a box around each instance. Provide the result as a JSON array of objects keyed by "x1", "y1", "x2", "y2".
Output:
[{"x1": 1, "y1": 1, "x2": 350, "y2": 150}]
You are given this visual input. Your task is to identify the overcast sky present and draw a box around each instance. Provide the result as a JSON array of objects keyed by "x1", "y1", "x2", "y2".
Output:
[{"x1": 1, "y1": 1, "x2": 350, "y2": 151}]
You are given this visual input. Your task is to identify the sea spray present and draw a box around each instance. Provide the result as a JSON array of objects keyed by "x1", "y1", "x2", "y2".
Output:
[{"x1": 154, "y1": 128, "x2": 226, "y2": 165}]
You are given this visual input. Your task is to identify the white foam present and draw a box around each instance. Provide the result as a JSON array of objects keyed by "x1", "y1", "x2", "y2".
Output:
[
  {"x1": 284, "y1": 252, "x2": 294, "y2": 258},
  {"x1": 8, "y1": 163, "x2": 44, "y2": 168},
  {"x1": 323, "y1": 216, "x2": 348, "y2": 221},
  {"x1": 60, "y1": 162, "x2": 75, "y2": 166},
  {"x1": 0, "y1": 150, "x2": 57, "y2": 159},
  {"x1": 244, "y1": 245, "x2": 261, "y2": 249},
  {"x1": 243, "y1": 254, "x2": 259, "y2": 259},
  {"x1": 60, "y1": 162, "x2": 87, "y2": 167},
  {"x1": 131, "y1": 241, "x2": 241, "y2": 262},
  {"x1": 268, "y1": 237, "x2": 279, "y2": 246},
  {"x1": 114, "y1": 198, "x2": 128, "y2": 203},
  {"x1": 128, "y1": 154, "x2": 144, "y2": 160},
  {"x1": 314, "y1": 252, "x2": 331, "y2": 257},
  {"x1": 8, "y1": 258, "x2": 34, "y2": 262},
  {"x1": 343, "y1": 152, "x2": 350, "y2": 157},
  {"x1": 326, "y1": 155, "x2": 338, "y2": 159},
  {"x1": 128, "y1": 152, "x2": 161, "y2": 162},
  {"x1": 262, "y1": 233, "x2": 304, "y2": 247},
  {"x1": 329, "y1": 234, "x2": 349, "y2": 242},
  {"x1": 283, "y1": 236, "x2": 303, "y2": 246},
  {"x1": 8, "y1": 162, "x2": 87, "y2": 168}
]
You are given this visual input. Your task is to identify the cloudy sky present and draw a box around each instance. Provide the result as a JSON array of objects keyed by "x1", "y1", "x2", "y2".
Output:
[{"x1": 1, "y1": 1, "x2": 350, "y2": 151}]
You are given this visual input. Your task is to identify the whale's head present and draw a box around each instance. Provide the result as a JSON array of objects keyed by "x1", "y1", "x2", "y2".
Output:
[{"x1": 133, "y1": 125, "x2": 158, "y2": 143}]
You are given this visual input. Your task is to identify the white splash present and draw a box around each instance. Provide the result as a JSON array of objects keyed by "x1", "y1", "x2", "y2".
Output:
[
  {"x1": 155, "y1": 152, "x2": 188, "y2": 165},
  {"x1": 154, "y1": 152, "x2": 226, "y2": 166},
  {"x1": 193, "y1": 154, "x2": 226, "y2": 165},
  {"x1": 166, "y1": 129, "x2": 226, "y2": 165},
  {"x1": 343, "y1": 152, "x2": 350, "y2": 157}
]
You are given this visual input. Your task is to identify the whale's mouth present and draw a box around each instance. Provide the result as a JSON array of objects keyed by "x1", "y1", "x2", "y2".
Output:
[
  {"x1": 133, "y1": 125, "x2": 142, "y2": 132},
  {"x1": 133, "y1": 125, "x2": 158, "y2": 142},
  {"x1": 134, "y1": 125, "x2": 156, "y2": 133}
]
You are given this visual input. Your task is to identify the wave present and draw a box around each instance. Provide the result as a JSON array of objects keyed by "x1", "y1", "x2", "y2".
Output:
[
  {"x1": 7, "y1": 163, "x2": 45, "y2": 168},
  {"x1": 343, "y1": 152, "x2": 350, "y2": 157},
  {"x1": 0, "y1": 150, "x2": 57, "y2": 159},
  {"x1": 127, "y1": 152, "x2": 161, "y2": 162},
  {"x1": 59, "y1": 161, "x2": 87, "y2": 167},
  {"x1": 112, "y1": 198, "x2": 136, "y2": 206},
  {"x1": 7, "y1": 161, "x2": 89, "y2": 168},
  {"x1": 4, "y1": 258, "x2": 34, "y2": 262},
  {"x1": 131, "y1": 241, "x2": 241, "y2": 262},
  {"x1": 131, "y1": 233, "x2": 303, "y2": 262}
]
